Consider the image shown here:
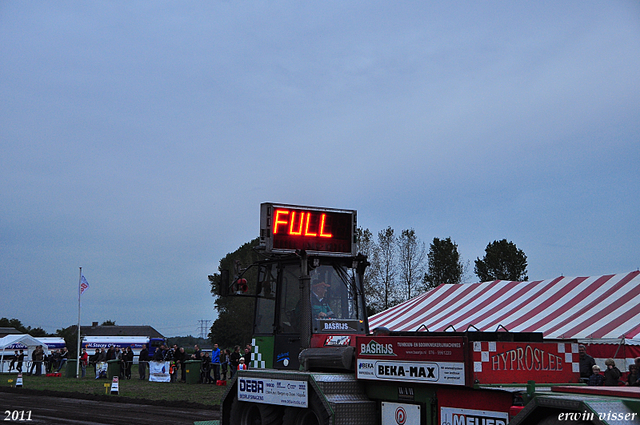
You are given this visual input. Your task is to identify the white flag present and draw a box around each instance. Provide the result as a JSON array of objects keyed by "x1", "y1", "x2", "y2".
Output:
[{"x1": 80, "y1": 275, "x2": 89, "y2": 295}]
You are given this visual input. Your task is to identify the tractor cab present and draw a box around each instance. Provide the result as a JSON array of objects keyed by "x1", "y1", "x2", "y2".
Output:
[{"x1": 251, "y1": 253, "x2": 369, "y2": 370}]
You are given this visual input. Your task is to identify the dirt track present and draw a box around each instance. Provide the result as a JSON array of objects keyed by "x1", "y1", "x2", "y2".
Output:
[{"x1": 1, "y1": 389, "x2": 220, "y2": 424}]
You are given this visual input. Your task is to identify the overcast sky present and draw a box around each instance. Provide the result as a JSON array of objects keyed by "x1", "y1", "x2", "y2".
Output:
[{"x1": 1, "y1": 1, "x2": 639, "y2": 338}]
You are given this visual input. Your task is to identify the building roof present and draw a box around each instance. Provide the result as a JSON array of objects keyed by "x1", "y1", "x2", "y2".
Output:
[
  {"x1": 369, "y1": 271, "x2": 640, "y2": 343},
  {"x1": 68, "y1": 324, "x2": 164, "y2": 339},
  {"x1": 0, "y1": 327, "x2": 21, "y2": 338}
]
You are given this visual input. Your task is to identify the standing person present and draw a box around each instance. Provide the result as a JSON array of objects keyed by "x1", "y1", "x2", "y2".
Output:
[
  {"x1": 90, "y1": 348, "x2": 100, "y2": 377},
  {"x1": 106, "y1": 346, "x2": 115, "y2": 361},
  {"x1": 9, "y1": 350, "x2": 18, "y2": 372},
  {"x1": 243, "y1": 346, "x2": 252, "y2": 369},
  {"x1": 604, "y1": 358, "x2": 621, "y2": 386},
  {"x1": 33, "y1": 345, "x2": 44, "y2": 376},
  {"x1": 588, "y1": 365, "x2": 605, "y2": 386},
  {"x1": 221, "y1": 349, "x2": 231, "y2": 381},
  {"x1": 138, "y1": 344, "x2": 148, "y2": 380},
  {"x1": 237, "y1": 357, "x2": 248, "y2": 371},
  {"x1": 56, "y1": 347, "x2": 69, "y2": 372},
  {"x1": 578, "y1": 344, "x2": 596, "y2": 382},
  {"x1": 179, "y1": 347, "x2": 187, "y2": 382},
  {"x1": 16, "y1": 350, "x2": 25, "y2": 374},
  {"x1": 626, "y1": 364, "x2": 639, "y2": 386},
  {"x1": 28, "y1": 348, "x2": 38, "y2": 375},
  {"x1": 201, "y1": 352, "x2": 212, "y2": 383},
  {"x1": 173, "y1": 346, "x2": 185, "y2": 383},
  {"x1": 123, "y1": 346, "x2": 134, "y2": 379},
  {"x1": 192, "y1": 344, "x2": 202, "y2": 360},
  {"x1": 80, "y1": 348, "x2": 89, "y2": 378},
  {"x1": 230, "y1": 346, "x2": 241, "y2": 379},
  {"x1": 211, "y1": 343, "x2": 221, "y2": 382}
]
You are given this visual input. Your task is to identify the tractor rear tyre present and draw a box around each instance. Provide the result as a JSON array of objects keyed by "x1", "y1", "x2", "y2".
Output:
[
  {"x1": 281, "y1": 393, "x2": 330, "y2": 425},
  {"x1": 229, "y1": 397, "x2": 283, "y2": 425}
]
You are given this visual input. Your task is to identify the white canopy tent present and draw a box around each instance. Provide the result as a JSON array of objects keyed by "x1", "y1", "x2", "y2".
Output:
[{"x1": 0, "y1": 334, "x2": 49, "y2": 373}]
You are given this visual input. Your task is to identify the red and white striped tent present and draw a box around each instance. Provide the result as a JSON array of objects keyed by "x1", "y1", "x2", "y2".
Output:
[{"x1": 369, "y1": 271, "x2": 640, "y2": 367}]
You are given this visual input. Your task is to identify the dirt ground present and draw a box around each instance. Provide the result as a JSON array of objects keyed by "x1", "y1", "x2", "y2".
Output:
[{"x1": 2, "y1": 389, "x2": 220, "y2": 425}]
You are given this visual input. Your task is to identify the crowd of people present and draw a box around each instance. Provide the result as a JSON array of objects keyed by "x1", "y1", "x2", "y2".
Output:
[
  {"x1": 143, "y1": 342, "x2": 253, "y2": 383},
  {"x1": 579, "y1": 344, "x2": 640, "y2": 386}
]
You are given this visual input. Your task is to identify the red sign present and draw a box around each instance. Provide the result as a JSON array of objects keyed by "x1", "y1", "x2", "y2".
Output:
[
  {"x1": 472, "y1": 341, "x2": 580, "y2": 384},
  {"x1": 357, "y1": 336, "x2": 466, "y2": 362}
]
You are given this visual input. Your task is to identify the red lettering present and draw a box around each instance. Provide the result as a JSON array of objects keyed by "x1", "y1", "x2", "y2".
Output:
[
  {"x1": 509, "y1": 350, "x2": 517, "y2": 370},
  {"x1": 273, "y1": 210, "x2": 289, "y2": 234},
  {"x1": 290, "y1": 211, "x2": 304, "y2": 235},
  {"x1": 534, "y1": 348, "x2": 541, "y2": 370},
  {"x1": 557, "y1": 355, "x2": 563, "y2": 371},
  {"x1": 500, "y1": 352, "x2": 508, "y2": 370},
  {"x1": 319, "y1": 213, "x2": 332, "y2": 238},
  {"x1": 525, "y1": 345, "x2": 534, "y2": 370},
  {"x1": 273, "y1": 210, "x2": 333, "y2": 239},
  {"x1": 517, "y1": 347, "x2": 524, "y2": 370},
  {"x1": 304, "y1": 213, "x2": 317, "y2": 236}
]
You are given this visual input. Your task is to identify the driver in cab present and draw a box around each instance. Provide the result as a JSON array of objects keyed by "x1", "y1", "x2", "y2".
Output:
[{"x1": 311, "y1": 280, "x2": 334, "y2": 319}]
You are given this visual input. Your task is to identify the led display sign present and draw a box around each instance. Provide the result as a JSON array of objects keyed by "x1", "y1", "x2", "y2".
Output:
[{"x1": 260, "y1": 203, "x2": 356, "y2": 256}]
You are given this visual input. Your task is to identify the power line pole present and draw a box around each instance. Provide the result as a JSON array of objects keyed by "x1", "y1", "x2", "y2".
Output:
[{"x1": 197, "y1": 319, "x2": 211, "y2": 339}]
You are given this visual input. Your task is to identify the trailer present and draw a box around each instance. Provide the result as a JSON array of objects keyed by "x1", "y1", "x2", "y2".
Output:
[
  {"x1": 82, "y1": 336, "x2": 164, "y2": 363},
  {"x1": 217, "y1": 203, "x2": 640, "y2": 425},
  {"x1": 36, "y1": 337, "x2": 66, "y2": 351}
]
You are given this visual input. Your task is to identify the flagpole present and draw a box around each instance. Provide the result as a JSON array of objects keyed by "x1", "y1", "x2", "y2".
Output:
[{"x1": 76, "y1": 267, "x2": 82, "y2": 379}]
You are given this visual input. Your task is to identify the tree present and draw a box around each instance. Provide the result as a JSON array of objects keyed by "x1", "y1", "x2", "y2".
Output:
[
  {"x1": 424, "y1": 237, "x2": 464, "y2": 290},
  {"x1": 374, "y1": 226, "x2": 400, "y2": 311},
  {"x1": 397, "y1": 229, "x2": 426, "y2": 300},
  {"x1": 474, "y1": 239, "x2": 528, "y2": 282},
  {"x1": 356, "y1": 227, "x2": 380, "y2": 316},
  {"x1": 208, "y1": 238, "x2": 261, "y2": 349},
  {"x1": 56, "y1": 326, "x2": 78, "y2": 357},
  {"x1": 100, "y1": 320, "x2": 116, "y2": 326}
]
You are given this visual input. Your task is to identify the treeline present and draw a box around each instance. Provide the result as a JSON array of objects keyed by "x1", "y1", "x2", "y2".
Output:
[
  {"x1": 0, "y1": 318, "x2": 52, "y2": 337},
  {"x1": 357, "y1": 227, "x2": 528, "y2": 315}
]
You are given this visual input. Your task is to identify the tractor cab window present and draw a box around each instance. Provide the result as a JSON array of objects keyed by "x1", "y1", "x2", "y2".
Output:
[
  {"x1": 253, "y1": 263, "x2": 277, "y2": 335},
  {"x1": 310, "y1": 264, "x2": 366, "y2": 334},
  {"x1": 277, "y1": 262, "x2": 302, "y2": 334}
]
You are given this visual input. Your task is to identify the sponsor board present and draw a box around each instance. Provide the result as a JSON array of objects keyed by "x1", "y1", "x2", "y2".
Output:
[
  {"x1": 382, "y1": 402, "x2": 421, "y2": 425},
  {"x1": 357, "y1": 359, "x2": 465, "y2": 385},
  {"x1": 357, "y1": 336, "x2": 466, "y2": 362},
  {"x1": 440, "y1": 407, "x2": 508, "y2": 425},
  {"x1": 472, "y1": 341, "x2": 580, "y2": 383},
  {"x1": 238, "y1": 378, "x2": 308, "y2": 408}
]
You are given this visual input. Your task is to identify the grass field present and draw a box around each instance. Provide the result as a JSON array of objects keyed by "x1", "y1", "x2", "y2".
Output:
[{"x1": 1, "y1": 366, "x2": 227, "y2": 407}]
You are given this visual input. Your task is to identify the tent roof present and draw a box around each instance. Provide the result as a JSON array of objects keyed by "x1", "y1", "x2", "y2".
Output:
[
  {"x1": 369, "y1": 271, "x2": 640, "y2": 341},
  {"x1": 0, "y1": 334, "x2": 48, "y2": 350}
]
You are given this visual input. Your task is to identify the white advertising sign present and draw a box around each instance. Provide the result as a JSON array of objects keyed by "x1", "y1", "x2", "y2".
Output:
[
  {"x1": 382, "y1": 402, "x2": 421, "y2": 425},
  {"x1": 238, "y1": 377, "x2": 308, "y2": 408},
  {"x1": 440, "y1": 407, "x2": 508, "y2": 425},
  {"x1": 357, "y1": 359, "x2": 465, "y2": 386}
]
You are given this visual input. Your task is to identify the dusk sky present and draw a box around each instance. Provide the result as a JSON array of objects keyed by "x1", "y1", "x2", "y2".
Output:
[{"x1": 1, "y1": 1, "x2": 638, "y2": 338}]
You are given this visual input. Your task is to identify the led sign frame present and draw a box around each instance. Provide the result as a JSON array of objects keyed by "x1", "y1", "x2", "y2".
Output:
[{"x1": 260, "y1": 203, "x2": 357, "y2": 256}]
